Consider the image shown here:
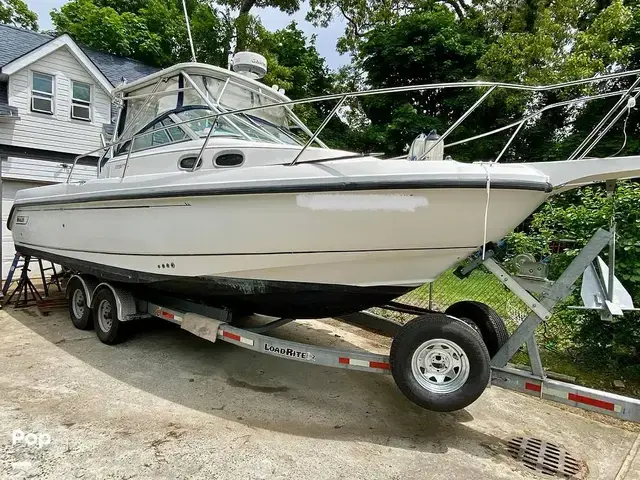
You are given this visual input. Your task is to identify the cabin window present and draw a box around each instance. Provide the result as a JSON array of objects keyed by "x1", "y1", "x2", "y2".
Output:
[
  {"x1": 178, "y1": 156, "x2": 203, "y2": 170},
  {"x1": 31, "y1": 72, "x2": 54, "y2": 114},
  {"x1": 71, "y1": 81, "x2": 92, "y2": 121},
  {"x1": 214, "y1": 152, "x2": 244, "y2": 168}
]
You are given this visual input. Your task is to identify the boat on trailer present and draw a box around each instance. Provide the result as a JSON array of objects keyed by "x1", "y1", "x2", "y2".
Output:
[
  {"x1": 8, "y1": 57, "x2": 640, "y2": 318},
  {"x1": 7, "y1": 54, "x2": 640, "y2": 414}
]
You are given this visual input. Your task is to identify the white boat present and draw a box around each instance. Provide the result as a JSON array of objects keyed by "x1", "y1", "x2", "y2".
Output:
[{"x1": 8, "y1": 56, "x2": 640, "y2": 317}]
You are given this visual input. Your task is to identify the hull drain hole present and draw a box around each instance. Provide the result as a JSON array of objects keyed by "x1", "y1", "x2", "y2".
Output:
[{"x1": 506, "y1": 436, "x2": 588, "y2": 479}]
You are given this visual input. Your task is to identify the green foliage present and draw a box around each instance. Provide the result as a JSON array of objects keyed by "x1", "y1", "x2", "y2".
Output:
[
  {"x1": 509, "y1": 182, "x2": 640, "y2": 371},
  {"x1": 479, "y1": 0, "x2": 633, "y2": 85},
  {"x1": 306, "y1": 0, "x2": 471, "y2": 54},
  {"x1": 52, "y1": 0, "x2": 164, "y2": 65},
  {"x1": 51, "y1": 0, "x2": 233, "y2": 67},
  {"x1": 476, "y1": 0, "x2": 637, "y2": 162},
  {"x1": 212, "y1": 0, "x2": 301, "y2": 52},
  {"x1": 353, "y1": 1, "x2": 494, "y2": 156},
  {"x1": 0, "y1": 0, "x2": 38, "y2": 30}
]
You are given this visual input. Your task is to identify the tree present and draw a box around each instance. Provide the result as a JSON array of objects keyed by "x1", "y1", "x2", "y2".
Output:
[
  {"x1": 51, "y1": 0, "x2": 232, "y2": 67},
  {"x1": 0, "y1": 0, "x2": 38, "y2": 30},
  {"x1": 306, "y1": 0, "x2": 472, "y2": 54},
  {"x1": 475, "y1": 0, "x2": 635, "y2": 162},
  {"x1": 219, "y1": 0, "x2": 300, "y2": 52},
  {"x1": 351, "y1": 1, "x2": 498, "y2": 157},
  {"x1": 51, "y1": 0, "x2": 165, "y2": 65}
]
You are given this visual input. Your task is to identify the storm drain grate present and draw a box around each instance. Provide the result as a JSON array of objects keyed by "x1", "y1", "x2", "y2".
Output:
[{"x1": 506, "y1": 437, "x2": 587, "y2": 479}]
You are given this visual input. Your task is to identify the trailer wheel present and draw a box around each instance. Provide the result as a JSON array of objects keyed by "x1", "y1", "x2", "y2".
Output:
[
  {"x1": 445, "y1": 301, "x2": 508, "y2": 357},
  {"x1": 93, "y1": 288, "x2": 126, "y2": 345},
  {"x1": 67, "y1": 278, "x2": 93, "y2": 330},
  {"x1": 390, "y1": 313, "x2": 490, "y2": 412}
]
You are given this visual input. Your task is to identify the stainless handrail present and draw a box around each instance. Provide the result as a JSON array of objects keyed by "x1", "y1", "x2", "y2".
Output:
[
  {"x1": 568, "y1": 76, "x2": 640, "y2": 160},
  {"x1": 66, "y1": 68, "x2": 640, "y2": 182},
  {"x1": 578, "y1": 88, "x2": 640, "y2": 160},
  {"x1": 445, "y1": 89, "x2": 640, "y2": 149},
  {"x1": 290, "y1": 95, "x2": 347, "y2": 166},
  {"x1": 417, "y1": 86, "x2": 496, "y2": 161}
]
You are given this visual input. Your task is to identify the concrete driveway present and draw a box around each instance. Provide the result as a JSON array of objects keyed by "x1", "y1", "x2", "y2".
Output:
[{"x1": 0, "y1": 307, "x2": 638, "y2": 479}]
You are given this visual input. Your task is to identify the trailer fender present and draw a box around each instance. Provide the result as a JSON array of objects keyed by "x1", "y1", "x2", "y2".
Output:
[
  {"x1": 91, "y1": 283, "x2": 137, "y2": 321},
  {"x1": 66, "y1": 274, "x2": 99, "y2": 307}
]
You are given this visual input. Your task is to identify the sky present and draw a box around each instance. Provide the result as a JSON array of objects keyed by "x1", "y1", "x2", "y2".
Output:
[{"x1": 27, "y1": 0, "x2": 350, "y2": 69}]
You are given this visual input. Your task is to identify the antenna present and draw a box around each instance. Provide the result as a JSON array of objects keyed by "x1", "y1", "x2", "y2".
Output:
[{"x1": 181, "y1": 0, "x2": 197, "y2": 62}]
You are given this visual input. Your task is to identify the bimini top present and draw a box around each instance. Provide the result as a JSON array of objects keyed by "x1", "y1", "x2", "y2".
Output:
[{"x1": 113, "y1": 62, "x2": 290, "y2": 104}]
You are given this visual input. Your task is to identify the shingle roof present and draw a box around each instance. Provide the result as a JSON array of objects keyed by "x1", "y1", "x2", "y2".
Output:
[
  {"x1": 0, "y1": 24, "x2": 159, "y2": 86},
  {"x1": 81, "y1": 47, "x2": 158, "y2": 87},
  {"x1": 0, "y1": 24, "x2": 50, "y2": 67}
]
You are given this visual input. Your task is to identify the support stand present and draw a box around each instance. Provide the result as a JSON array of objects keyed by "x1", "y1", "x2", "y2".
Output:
[
  {"x1": 3, "y1": 255, "x2": 43, "y2": 308},
  {"x1": 37, "y1": 258, "x2": 61, "y2": 296}
]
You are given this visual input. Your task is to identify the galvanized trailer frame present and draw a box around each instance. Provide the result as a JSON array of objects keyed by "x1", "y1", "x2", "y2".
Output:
[
  {"x1": 345, "y1": 229, "x2": 640, "y2": 422},
  {"x1": 483, "y1": 229, "x2": 640, "y2": 422},
  {"x1": 69, "y1": 227, "x2": 640, "y2": 422}
]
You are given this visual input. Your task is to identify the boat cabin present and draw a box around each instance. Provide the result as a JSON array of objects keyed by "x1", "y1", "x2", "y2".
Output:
[{"x1": 99, "y1": 62, "x2": 348, "y2": 178}]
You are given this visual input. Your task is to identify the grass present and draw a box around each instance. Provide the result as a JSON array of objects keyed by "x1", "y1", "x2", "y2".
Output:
[
  {"x1": 511, "y1": 349, "x2": 640, "y2": 399},
  {"x1": 379, "y1": 266, "x2": 530, "y2": 330}
]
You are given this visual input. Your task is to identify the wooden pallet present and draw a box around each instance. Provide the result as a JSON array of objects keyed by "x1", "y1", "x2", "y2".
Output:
[{"x1": 36, "y1": 292, "x2": 67, "y2": 315}]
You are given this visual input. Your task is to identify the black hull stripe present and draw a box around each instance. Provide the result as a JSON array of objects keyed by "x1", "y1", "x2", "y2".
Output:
[
  {"x1": 12, "y1": 178, "x2": 553, "y2": 210},
  {"x1": 17, "y1": 241, "x2": 476, "y2": 257}
]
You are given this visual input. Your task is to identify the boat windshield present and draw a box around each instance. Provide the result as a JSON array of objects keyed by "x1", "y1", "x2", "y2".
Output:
[
  {"x1": 242, "y1": 115, "x2": 303, "y2": 145},
  {"x1": 175, "y1": 107, "x2": 291, "y2": 143},
  {"x1": 117, "y1": 72, "x2": 305, "y2": 152}
]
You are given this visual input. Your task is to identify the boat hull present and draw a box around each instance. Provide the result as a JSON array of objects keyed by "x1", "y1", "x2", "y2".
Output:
[
  {"x1": 16, "y1": 244, "x2": 411, "y2": 317},
  {"x1": 11, "y1": 184, "x2": 548, "y2": 317}
]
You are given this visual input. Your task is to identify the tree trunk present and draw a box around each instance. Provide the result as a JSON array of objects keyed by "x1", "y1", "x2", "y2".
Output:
[
  {"x1": 234, "y1": 0, "x2": 257, "y2": 53},
  {"x1": 442, "y1": 0, "x2": 465, "y2": 20}
]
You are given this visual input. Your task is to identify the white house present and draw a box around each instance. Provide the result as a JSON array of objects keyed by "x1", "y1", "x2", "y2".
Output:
[{"x1": 0, "y1": 24, "x2": 157, "y2": 276}]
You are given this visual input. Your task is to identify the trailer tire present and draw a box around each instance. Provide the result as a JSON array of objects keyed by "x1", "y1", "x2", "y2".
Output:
[
  {"x1": 445, "y1": 301, "x2": 508, "y2": 357},
  {"x1": 93, "y1": 288, "x2": 126, "y2": 345},
  {"x1": 67, "y1": 278, "x2": 93, "y2": 330},
  {"x1": 390, "y1": 313, "x2": 490, "y2": 412}
]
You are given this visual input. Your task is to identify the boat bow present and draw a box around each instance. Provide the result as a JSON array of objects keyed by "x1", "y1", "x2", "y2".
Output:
[{"x1": 524, "y1": 156, "x2": 640, "y2": 193}]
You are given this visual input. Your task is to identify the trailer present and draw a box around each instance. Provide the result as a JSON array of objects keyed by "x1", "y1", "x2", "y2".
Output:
[{"x1": 61, "y1": 228, "x2": 640, "y2": 421}]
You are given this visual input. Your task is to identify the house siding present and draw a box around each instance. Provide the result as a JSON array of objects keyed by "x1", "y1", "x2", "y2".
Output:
[
  {"x1": 0, "y1": 45, "x2": 111, "y2": 155},
  {"x1": 3, "y1": 156, "x2": 96, "y2": 183}
]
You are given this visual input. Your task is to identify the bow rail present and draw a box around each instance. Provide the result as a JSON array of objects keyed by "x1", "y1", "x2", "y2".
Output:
[{"x1": 66, "y1": 67, "x2": 640, "y2": 182}]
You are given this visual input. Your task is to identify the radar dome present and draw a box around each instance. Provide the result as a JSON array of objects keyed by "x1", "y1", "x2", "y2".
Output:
[{"x1": 231, "y1": 52, "x2": 267, "y2": 79}]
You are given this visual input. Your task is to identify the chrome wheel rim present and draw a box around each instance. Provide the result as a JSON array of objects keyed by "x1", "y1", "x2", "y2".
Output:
[
  {"x1": 72, "y1": 289, "x2": 86, "y2": 319},
  {"x1": 97, "y1": 299, "x2": 113, "y2": 332},
  {"x1": 411, "y1": 338, "x2": 470, "y2": 394}
]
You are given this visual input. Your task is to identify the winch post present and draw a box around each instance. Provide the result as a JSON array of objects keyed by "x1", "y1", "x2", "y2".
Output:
[
  {"x1": 606, "y1": 179, "x2": 617, "y2": 306},
  {"x1": 490, "y1": 228, "x2": 612, "y2": 368}
]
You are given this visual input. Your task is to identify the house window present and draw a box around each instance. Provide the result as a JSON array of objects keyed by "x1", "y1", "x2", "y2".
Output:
[
  {"x1": 31, "y1": 72, "x2": 53, "y2": 114},
  {"x1": 71, "y1": 81, "x2": 91, "y2": 121}
]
